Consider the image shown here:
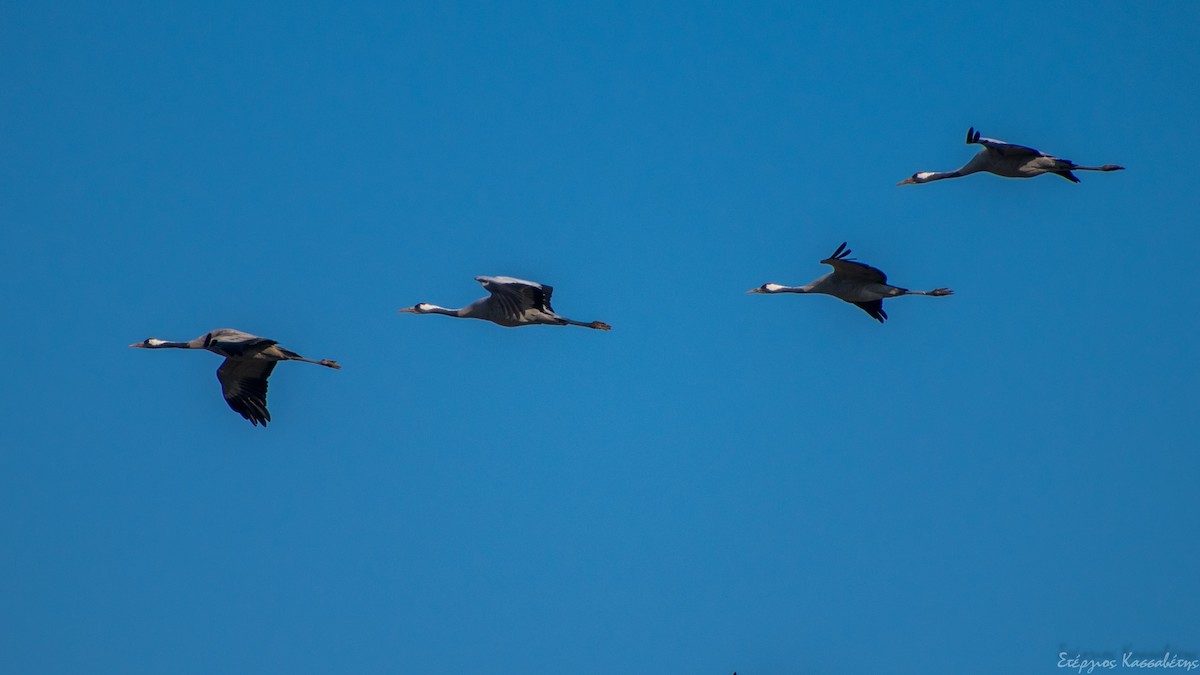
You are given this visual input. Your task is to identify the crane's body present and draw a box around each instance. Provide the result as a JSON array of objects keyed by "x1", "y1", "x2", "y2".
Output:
[
  {"x1": 130, "y1": 328, "x2": 340, "y2": 427},
  {"x1": 750, "y1": 243, "x2": 953, "y2": 323},
  {"x1": 786, "y1": 273, "x2": 914, "y2": 303},
  {"x1": 400, "y1": 276, "x2": 612, "y2": 330},
  {"x1": 898, "y1": 127, "x2": 1124, "y2": 185}
]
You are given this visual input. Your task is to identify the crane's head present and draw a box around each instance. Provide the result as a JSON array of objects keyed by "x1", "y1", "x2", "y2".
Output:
[
  {"x1": 398, "y1": 303, "x2": 436, "y2": 314},
  {"x1": 129, "y1": 338, "x2": 167, "y2": 348},
  {"x1": 897, "y1": 172, "x2": 936, "y2": 186},
  {"x1": 747, "y1": 283, "x2": 787, "y2": 294}
]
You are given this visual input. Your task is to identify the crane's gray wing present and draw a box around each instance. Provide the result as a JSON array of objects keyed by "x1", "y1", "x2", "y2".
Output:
[
  {"x1": 216, "y1": 357, "x2": 276, "y2": 427},
  {"x1": 477, "y1": 276, "x2": 555, "y2": 318},
  {"x1": 966, "y1": 127, "x2": 1044, "y2": 157},
  {"x1": 205, "y1": 329, "x2": 278, "y2": 358},
  {"x1": 820, "y1": 242, "x2": 888, "y2": 284}
]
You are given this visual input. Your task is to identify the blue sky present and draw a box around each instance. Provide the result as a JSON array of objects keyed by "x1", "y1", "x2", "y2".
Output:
[{"x1": 2, "y1": 2, "x2": 1198, "y2": 673}]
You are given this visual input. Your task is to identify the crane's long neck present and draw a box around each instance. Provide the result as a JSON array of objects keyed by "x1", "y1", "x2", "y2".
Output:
[
  {"x1": 920, "y1": 169, "x2": 968, "y2": 183},
  {"x1": 400, "y1": 303, "x2": 475, "y2": 320},
  {"x1": 419, "y1": 304, "x2": 469, "y2": 317},
  {"x1": 762, "y1": 283, "x2": 813, "y2": 294},
  {"x1": 150, "y1": 340, "x2": 196, "y2": 349}
]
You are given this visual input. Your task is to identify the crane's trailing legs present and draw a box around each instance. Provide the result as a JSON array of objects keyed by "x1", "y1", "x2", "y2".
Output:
[{"x1": 561, "y1": 319, "x2": 612, "y2": 330}]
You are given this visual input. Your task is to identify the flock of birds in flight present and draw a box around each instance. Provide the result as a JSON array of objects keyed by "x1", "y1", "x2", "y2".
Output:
[{"x1": 132, "y1": 127, "x2": 1124, "y2": 426}]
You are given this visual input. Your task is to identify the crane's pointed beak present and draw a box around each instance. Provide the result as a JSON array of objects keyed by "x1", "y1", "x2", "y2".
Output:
[
  {"x1": 128, "y1": 342, "x2": 145, "y2": 348},
  {"x1": 896, "y1": 177, "x2": 917, "y2": 186},
  {"x1": 746, "y1": 288, "x2": 763, "y2": 294},
  {"x1": 397, "y1": 307, "x2": 416, "y2": 314}
]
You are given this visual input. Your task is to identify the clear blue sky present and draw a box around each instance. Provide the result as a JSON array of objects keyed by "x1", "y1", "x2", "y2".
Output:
[{"x1": 2, "y1": 2, "x2": 1198, "y2": 673}]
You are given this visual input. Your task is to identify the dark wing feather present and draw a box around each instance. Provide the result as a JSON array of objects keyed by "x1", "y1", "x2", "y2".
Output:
[
  {"x1": 534, "y1": 284, "x2": 555, "y2": 312},
  {"x1": 823, "y1": 259, "x2": 888, "y2": 284},
  {"x1": 481, "y1": 277, "x2": 555, "y2": 319},
  {"x1": 507, "y1": 281, "x2": 553, "y2": 312},
  {"x1": 852, "y1": 300, "x2": 888, "y2": 323},
  {"x1": 216, "y1": 358, "x2": 276, "y2": 426},
  {"x1": 490, "y1": 287, "x2": 526, "y2": 321},
  {"x1": 820, "y1": 241, "x2": 888, "y2": 283},
  {"x1": 967, "y1": 127, "x2": 1043, "y2": 158}
]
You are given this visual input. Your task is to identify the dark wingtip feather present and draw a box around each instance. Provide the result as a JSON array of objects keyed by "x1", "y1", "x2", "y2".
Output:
[{"x1": 853, "y1": 299, "x2": 887, "y2": 323}]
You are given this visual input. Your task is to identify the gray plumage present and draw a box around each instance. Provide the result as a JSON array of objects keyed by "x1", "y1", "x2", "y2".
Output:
[
  {"x1": 129, "y1": 328, "x2": 341, "y2": 427},
  {"x1": 748, "y1": 242, "x2": 953, "y2": 323},
  {"x1": 399, "y1": 276, "x2": 612, "y2": 330},
  {"x1": 898, "y1": 127, "x2": 1124, "y2": 185}
]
